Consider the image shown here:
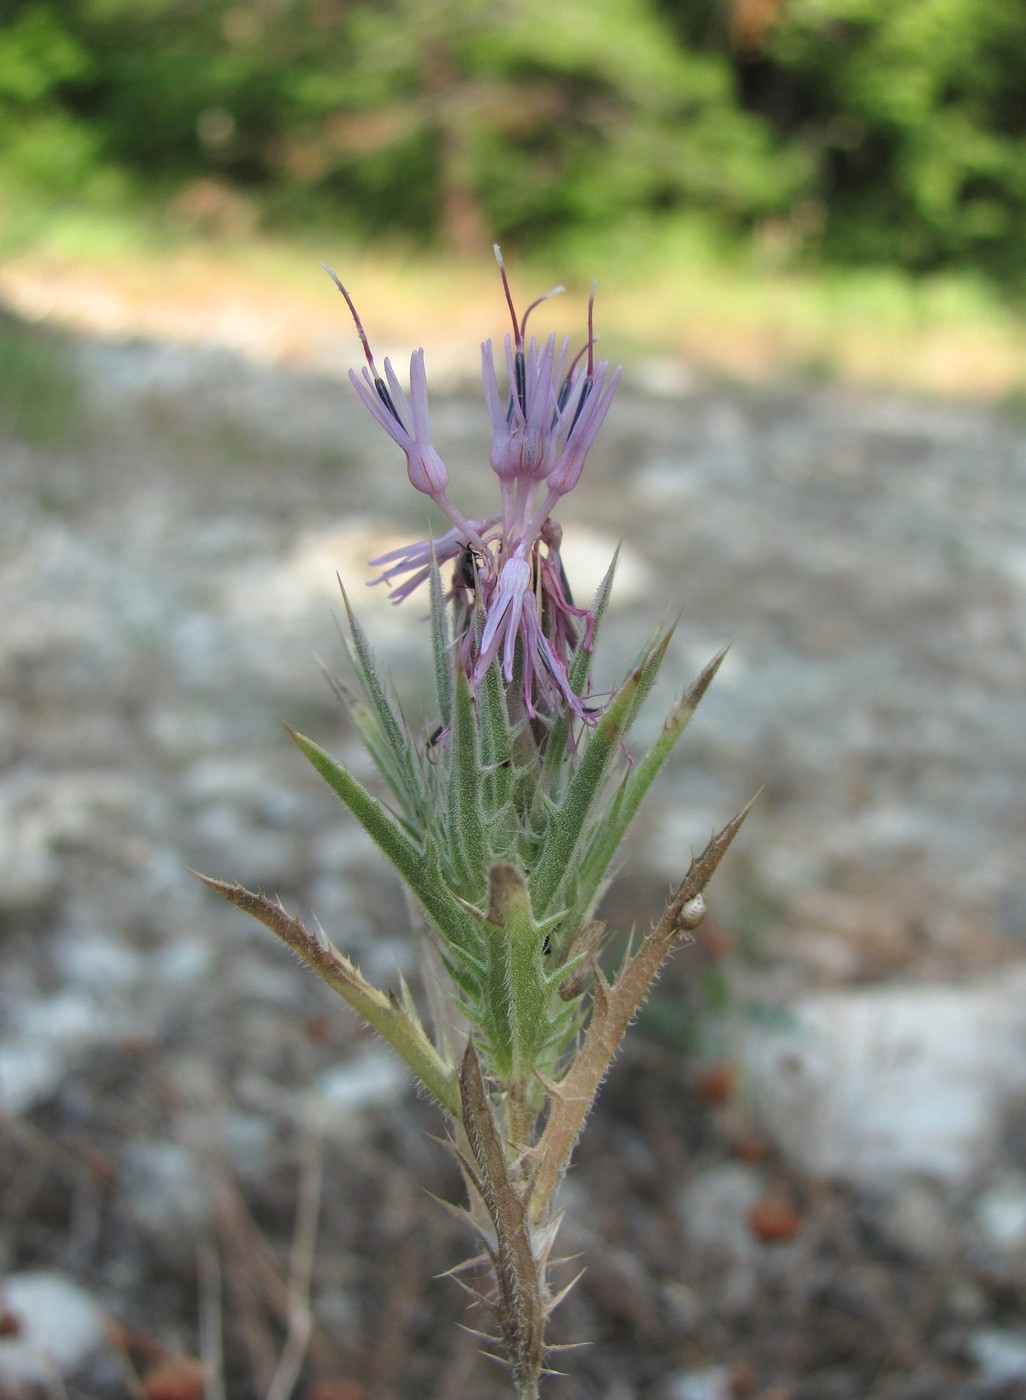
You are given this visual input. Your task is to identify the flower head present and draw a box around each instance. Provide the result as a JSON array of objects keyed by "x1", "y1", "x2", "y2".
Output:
[
  {"x1": 334, "y1": 249, "x2": 621, "y2": 723},
  {"x1": 349, "y1": 349, "x2": 448, "y2": 498},
  {"x1": 326, "y1": 264, "x2": 475, "y2": 542},
  {"x1": 483, "y1": 332, "x2": 563, "y2": 485}
]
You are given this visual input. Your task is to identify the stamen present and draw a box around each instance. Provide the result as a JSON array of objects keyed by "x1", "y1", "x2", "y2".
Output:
[
  {"x1": 559, "y1": 308, "x2": 599, "y2": 407},
  {"x1": 567, "y1": 378, "x2": 593, "y2": 437},
  {"x1": 323, "y1": 263, "x2": 378, "y2": 373},
  {"x1": 559, "y1": 342, "x2": 591, "y2": 415},
  {"x1": 374, "y1": 376, "x2": 401, "y2": 422},
  {"x1": 494, "y1": 248, "x2": 529, "y2": 418},
  {"x1": 587, "y1": 280, "x2": 597, "y2": 377},
  {"x1": 563, "y1": 282, "x2": 598, "y2": 436},
  {"x1": 519, "y1": 285, "x2": 566, "y2": 343},
  {"x1": 493, "y1": 244, "x2": 521, "y2": 349}
]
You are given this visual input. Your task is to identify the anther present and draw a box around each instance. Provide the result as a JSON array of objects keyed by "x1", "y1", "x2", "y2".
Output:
[
  {"x1": 567, "y1": 377, "x2": 593, "y2": 437},
  {"x1": 374, "y1": 377, "x2": 401, "y2": 422}
]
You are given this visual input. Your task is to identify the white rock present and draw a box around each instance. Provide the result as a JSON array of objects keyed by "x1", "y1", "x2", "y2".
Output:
[
  {"x1": 314, "y1": 1049, "x2": 409, "y2": 1136},
  {"x1": 18, "y1": 991, "x2": 101, "y2": 1045},
  {"x1": 0, "y1": 776, "x2": 58, "y2": 910},
  {"x1": 150, "y1": 935, "x2": 217, "y2": 984},
  {"x1": 661, "y1": 1366, "x2": 732, "y2": 1400},
  {"x1": 188, "y1": 801, "x2": 301, "y2": 887},
  {"x1": 740, "y1": 972, "x2": 1026, "y2": 1184},
  {"x1": 0, "y1": 1271, "x2": 107, "y2": 1384},
  {"x1": 0, "y1": 769, "x2": 157, "y2": 912},
  {"x1": 122, "y1": 1141, "x2": 213, "y2": 1236},
  {"x1": 559, "y1": 528, "x2": 650, "y2": 606},
  {"x1": 628, "y1": 356, "x2": 701, "y2": 399},
  {"x1": 879, "y1": 1180, "x2": 953, "y2": 1262},
  {"x1": 0, "y1": 1040, "x2": 65, "y2": 1115},
  {"x1": 973, "y1": 1175, "x2": 1026, "y2": 1254},
  {"x1": 0, "y1": 988, "x2": 122, "y2": 1114},
  {"x1": 221, "y1": 1112, "x2": 277, "y2": 1178},
  {"x1": 57, "y1": 933, "x2": 143, "y2": 992},
  {"x1": 678, "y1": 1164, "x2": 763, "y2": 1262},
  {"x1": 968, "y1": 1327, "x2": 1026, "y2": 1382}
]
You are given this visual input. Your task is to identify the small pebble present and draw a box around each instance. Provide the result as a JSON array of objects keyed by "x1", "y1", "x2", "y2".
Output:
[{"x1": 0, "y1": 1272, "x2": 107, "y2": 1384}]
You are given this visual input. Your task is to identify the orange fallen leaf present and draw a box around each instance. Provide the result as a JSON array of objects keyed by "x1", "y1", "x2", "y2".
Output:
[
  {"x1": 732, "y1": 1133, "x2": 771, "y2": 1163},
  {"x1": 729, "y1": 1361, "x2": 759, "y2": 1396},
  {"x1": 747, "y1": 1198, "x2": 802, "y2": 1244},
  {"x1": 306, "y1": 1381, "x2": 367, "y2": 1400},
  {"x1": 142, "y1": 1358, "x2": 206, "y2": 1400},
  {"x1": 693, "y1": 1063, "x2": 737, "y2": 1105}
]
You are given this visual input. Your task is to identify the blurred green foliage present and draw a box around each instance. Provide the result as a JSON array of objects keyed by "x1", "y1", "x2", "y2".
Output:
[{"x1": 2, "y1": 0, "x2": 1026, "y2": 283}]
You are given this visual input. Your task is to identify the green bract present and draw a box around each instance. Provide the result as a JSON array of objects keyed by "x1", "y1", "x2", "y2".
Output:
[{"x1": 302, "y1": 550, "x2": 724, "y2": 1093}]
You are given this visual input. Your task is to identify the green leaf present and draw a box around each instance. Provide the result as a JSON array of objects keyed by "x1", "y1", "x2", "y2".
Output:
[
  {"x1": 541, "y1": 546, "x2": 620, "y2": 790},
  {"x1": 445, "y1": 663, "x2": 488, "y2": 897},
  {"x1": 576, "y1": 642, "x2": 729, "y2": 921},
  {"x1": 287, "y1": 725, "x2": 483, "y2": 959},
  {"x1": 428, "y1": 544, "x2": 453, "y2": 732},
  {"x1": 199, "y1": 877, "x2": 459, "y2": 1117},
  {"x1": 337, "y1": 583, "x2": 425, "y2": 825},
  {"x1": 477, "y1": 628, "x2": 514, "y2": 820},
  {"x1": 569, "y1": 546, "x2": 620, "y2": 695},
  {"x1": 530, "y1": 627, "x2": 674, "y2": 917},
  {"x1": 475, "y1": 865, "x2": 555, "y2": 1079},
  {"x1": 339, "y1": 690, "x2": 421, "y2": 836}
]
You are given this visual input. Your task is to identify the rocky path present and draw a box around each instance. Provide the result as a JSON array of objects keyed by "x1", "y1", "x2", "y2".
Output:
[{"x1": 2, "y1": 323, "x2": 1026, "y2": 1398}]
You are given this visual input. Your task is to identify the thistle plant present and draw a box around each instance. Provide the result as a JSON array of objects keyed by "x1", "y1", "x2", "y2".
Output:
[{"x1": 202, "y1": 248, "x2": 752, "y2": 1399}]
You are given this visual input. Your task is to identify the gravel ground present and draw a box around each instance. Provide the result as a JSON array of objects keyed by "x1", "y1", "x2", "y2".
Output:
[{"x1": 2, "y1": 310, "x2": 1026, "y2": 1400}]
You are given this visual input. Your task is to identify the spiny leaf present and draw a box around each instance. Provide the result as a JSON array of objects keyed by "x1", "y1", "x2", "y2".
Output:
[
  {"x1": 427, "y1": 543, "x2": 454, "y2": 731},
  {"x1": 478, "y1": 638, "x2": 515, "y2": 818},
  {"x1": 575, "y1": 642, "x2": 731, "y2": 922},
  {"x1": 198, "y1": 876, "x2": 459, "y2": 1116},
  {"x1": 542, "y1": 547, "x2": 620, "y2": 779},
  {"x1": 531, "y1": 629, "x2": 674, "y2": 917},
  {"x1": 288, "y1": 723, "x2": 424, "y2": 870},
  {"x1": 473, "y1": 864, "x2": 557, "y2": 1082},
  {"x1": 318, "y1": 657, "x2": 419, "y2": 825},
  {"x1": 336, "y1": 580, "x2": 424, "y2": 821},
  {"x1": 670, "y1": 789, "x2": 761, "y2": 915},
  {"x1": 446, "y1": 663, "x2": 488, "y2": 898},
  {"x1": 288, "y1": 726, "x2": 484, "y2": 958}
]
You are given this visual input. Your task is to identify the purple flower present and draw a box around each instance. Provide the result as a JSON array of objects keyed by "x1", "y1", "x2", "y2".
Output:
[
  {"x1": 474, "y1": 551, "x2": 533, "y2": 684},
  {"x1": 471, "y1": 549, "x2": 588, "y2": 720},
  {"x1": 349, "y1": 350, "x2": 449, "y2": 498},
  {"x1": 543, "y1": 359, "x2": 622, "y2": 501},
  {"x1": 332, "y1": 249, "x2": 621, "y2": 722},
  {"x1": 368, "y1": 520, "x2": 498, "y2": 603},
  {"x1": 482, "y1": 332, "x2": 563, "y2": 486},
  {"x1": 326, "y1": 263, "x2": 480, "y2": 546}
]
